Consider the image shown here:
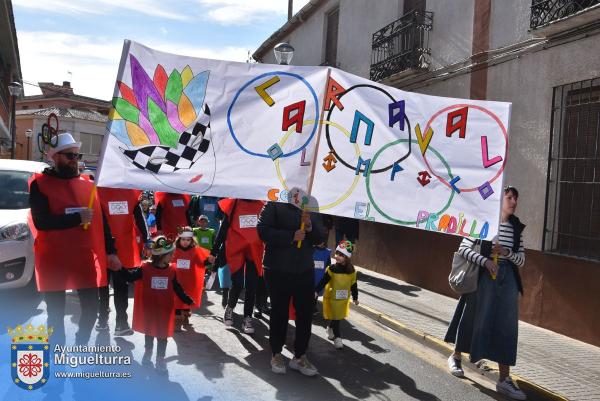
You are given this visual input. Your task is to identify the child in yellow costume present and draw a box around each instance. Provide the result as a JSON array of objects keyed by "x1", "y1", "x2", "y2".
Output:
[{"x1": 315, "y1": 240, "x2": 359, "y2": 349}]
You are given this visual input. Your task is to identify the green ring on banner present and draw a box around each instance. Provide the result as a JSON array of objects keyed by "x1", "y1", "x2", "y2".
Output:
[{"x1": 365, "y1": 139, "x2": 455, "y2": 225}]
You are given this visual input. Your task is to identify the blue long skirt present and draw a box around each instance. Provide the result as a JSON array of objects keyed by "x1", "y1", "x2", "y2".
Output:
[{"x1": 445, "y1": 260, "x2": 519, "y2": 366}]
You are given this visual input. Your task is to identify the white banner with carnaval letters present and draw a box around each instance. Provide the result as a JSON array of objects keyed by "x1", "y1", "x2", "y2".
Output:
[{"x1": 97, "y1": 40, "x2": 511, "y2": 240}]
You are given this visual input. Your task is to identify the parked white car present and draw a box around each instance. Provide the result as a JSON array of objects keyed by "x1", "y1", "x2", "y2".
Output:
[{"x1": 0, "y1": 159, "x2": 48, "y2": 290}]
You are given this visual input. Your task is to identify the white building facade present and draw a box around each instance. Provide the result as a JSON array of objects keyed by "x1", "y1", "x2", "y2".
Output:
[{"x1": 254, "y1": 0, "x2": 600, "y2": 346}]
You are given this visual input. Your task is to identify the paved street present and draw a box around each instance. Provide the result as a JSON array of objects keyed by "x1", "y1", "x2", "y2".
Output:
[{"x1": 0, "y1": 282, "x2": 513, "y2": 401}]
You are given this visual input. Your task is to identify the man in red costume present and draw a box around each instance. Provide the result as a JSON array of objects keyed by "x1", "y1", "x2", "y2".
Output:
[
  {"x1": 96, "y1": 187, "x2": 149, "y2": 336},
  {"x1": 154, "y1": 192, "x2": 192, "y2": 238},
  {"x1": 29, "y1": 133, "x2": 121, "y2": 345},
  {"x1": 209, "y1": 198, "x2": 265, "y2": 334}
]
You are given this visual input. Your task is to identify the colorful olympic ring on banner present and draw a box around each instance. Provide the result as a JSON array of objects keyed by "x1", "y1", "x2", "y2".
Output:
[
  {"x1": 273, "y1": 119, "x2": 362, "y2": 212},
  {"x1": 422, "y1": 104, "x2": 508, "y2": 193},
  {"x1": 325, "y1": 84, "x2": 412, "y2": 174},
  {"x1": 227, "y1": 71, "x2": 319, "y2": 158},
  {"x1": 365, "y1": 138, "x2": 455, "y2": 225}
]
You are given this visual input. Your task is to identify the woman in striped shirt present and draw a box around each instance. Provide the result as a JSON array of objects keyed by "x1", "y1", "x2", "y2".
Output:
[{"x1": 444, "y1": 186, "x2": 527, "y2": 400}]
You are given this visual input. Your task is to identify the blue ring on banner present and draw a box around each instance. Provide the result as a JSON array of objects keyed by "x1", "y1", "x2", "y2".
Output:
[{"x1": 227, "y1": 71, "x2": 319, "y2": 158}]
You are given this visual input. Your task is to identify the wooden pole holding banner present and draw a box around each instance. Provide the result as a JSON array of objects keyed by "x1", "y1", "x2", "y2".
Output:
[
  {"x1": 297, "y1": 67, "x2": 332, "y2": 248},
  {"x1": 83, "y1": 186, "x2": 97, "y2": 230}
]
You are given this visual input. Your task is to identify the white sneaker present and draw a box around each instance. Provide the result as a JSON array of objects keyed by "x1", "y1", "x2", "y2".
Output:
[
  {"x1": 333, "y1": 337, "x2": 343, "y2": 349},
  {"x1": 496, "y1": 378, "x2": 527, "y2": 400},
  {"x1": 242, "y1": 317, "x2": 254, "y2": 334},
  {"x1": 289, "y1": 355, "x2": 318, "y2": 376},
  {"x1": 326, "y1": 326, "x2": 335, "y2": 340},
  {"x1": 447, "y1": 355, "x2": 464, "y2": 377},
  {"x1": 223, "y1": 307, "x2": 233, "y2": 327},
  {"x1": 271, "y1": 354, "x2": 286, "y2": 374}
]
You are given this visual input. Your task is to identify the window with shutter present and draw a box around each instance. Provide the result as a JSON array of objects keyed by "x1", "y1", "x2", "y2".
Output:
[{"x1": 325, "y1": 8, "x2": 339, "y2": 66}]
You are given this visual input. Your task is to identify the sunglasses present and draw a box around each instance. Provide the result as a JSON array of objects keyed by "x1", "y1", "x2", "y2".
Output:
[{"x1": 58, "y1": 152, "x2": 83, "y2": 160}]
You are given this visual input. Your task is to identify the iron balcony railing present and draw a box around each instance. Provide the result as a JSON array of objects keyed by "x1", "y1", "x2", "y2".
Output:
[
  {"x1": 531, "y1": 0, "x2": 600, "y2": 29},
  {"x1": 370, "y1": 9, "x2": 433, "y2": 82}
]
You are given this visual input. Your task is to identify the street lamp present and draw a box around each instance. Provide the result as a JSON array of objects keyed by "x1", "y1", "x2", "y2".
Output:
[
  {"x1": 8, "y1": 82, "x2": 23, "y2": 159},
  {"x1": 273, "y1": 42, "x2": 294, "y2": 65},
  {"x1": 25, "y1": 129, "x2": 33, "y2": 160}
]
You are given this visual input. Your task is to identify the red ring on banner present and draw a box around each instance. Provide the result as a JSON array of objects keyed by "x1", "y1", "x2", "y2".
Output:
[
  {"x1": 422, "y1": 104, "x2": 508, "y2": 193},
  {"x1": 47, "y1": 113, "x2": 59, "y2": 134}
]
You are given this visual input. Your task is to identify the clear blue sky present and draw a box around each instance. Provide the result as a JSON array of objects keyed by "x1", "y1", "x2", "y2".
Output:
[{"x1": 13, "y1": 0, "x2": 309, "y2": 100}]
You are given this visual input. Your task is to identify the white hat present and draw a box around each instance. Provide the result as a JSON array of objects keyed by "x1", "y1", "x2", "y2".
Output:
[
  {"x1": 179, "y1": 230, "x2": 194, "y2": 239},
  {"x1": 336, "y1": 240, "x2": 354, "y2": 258},
  {"x1": 47, "y1": 133, "x2": 81, "y2": 158}
]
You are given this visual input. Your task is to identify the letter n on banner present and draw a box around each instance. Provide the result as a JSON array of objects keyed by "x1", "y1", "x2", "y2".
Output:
[{"x1": 350, "y1": 111, "x2": 375, "y2": 146}]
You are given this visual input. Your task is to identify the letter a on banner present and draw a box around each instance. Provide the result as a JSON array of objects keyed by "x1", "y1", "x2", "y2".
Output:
[
  {"x1": 388, "y1": 100, "x2": 406, "y2": 131},
  {"x1": 282, "y1": 100, "x2": 306, "y2": 133},
  {"x1": 446, "y1": 107, "x2": 468, "y2": 138}
]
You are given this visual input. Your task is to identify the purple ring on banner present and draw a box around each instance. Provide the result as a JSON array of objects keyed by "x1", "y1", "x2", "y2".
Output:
[{"x1": 227, "y1": 71, "x2": 319, "y2": 158}]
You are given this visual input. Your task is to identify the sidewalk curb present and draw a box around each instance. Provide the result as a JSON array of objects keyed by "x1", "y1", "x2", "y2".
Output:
[{"x1": 350, "y1": 302, "x2": 570, "y2": 401}]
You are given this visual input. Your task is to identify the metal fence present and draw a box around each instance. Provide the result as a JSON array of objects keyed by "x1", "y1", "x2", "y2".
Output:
[
  {"x1": 531, "y1": 0, "x2": 600, "y2": 29},
  {"x1": 369, "y1": 9, "x2": 433, "y2": 82}
]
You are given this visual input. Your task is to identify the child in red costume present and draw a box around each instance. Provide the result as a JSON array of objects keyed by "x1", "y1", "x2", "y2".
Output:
[
  {"x1": 173, "y1": 226, "x2": 209, "y2": 331},
  {"x1": 118, "y1": 236, "x2": 193, "y2": 374},
  {"x1": 155, "y1": 192, "x2": 191, "y2": 238},
  {"x1": 209, "y1": 198, "x2": 265, "y2": 335}
]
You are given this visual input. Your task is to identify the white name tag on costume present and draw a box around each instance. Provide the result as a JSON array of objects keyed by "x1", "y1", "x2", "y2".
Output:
[
  {"x1": 314, "y1": 261, "x2": 325, "y2": 270},
  {"x1": 65, "y1": 207, "x2": 87, "y2": 215},
  {"x1": 176, "y1": 259, "x2": 191, "y2": 269},
  {"x1": 108, "y1": 201, "x2": 128, "y2": 215},
  {"x1": 151, "y1": 277, "x2": 168, "y2": 289},
  {"x1": 172, "y1": 199, "x2": 185, "y2": 207},
  {"x1": 201, "y1": 237, "x2": 209, "y2": 244},
  {"x1": 239, "y1": 214, "x2": 258, "y2": 228},
  {"x1": 204, "y1": 204, "x2": 215, "y2": 212},
  {"x1": 335, "y1": 289, "x2": 348, "y2": 300}
]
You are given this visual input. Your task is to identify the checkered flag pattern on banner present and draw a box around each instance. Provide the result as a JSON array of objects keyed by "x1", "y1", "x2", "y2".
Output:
[{"x1": 120, "y1": 104, "x2": 211, "y2": 174}]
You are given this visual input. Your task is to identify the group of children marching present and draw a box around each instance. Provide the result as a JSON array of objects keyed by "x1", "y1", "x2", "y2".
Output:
[{"x1": 108, "y1": 196, "x2": 359, "y2": 374}]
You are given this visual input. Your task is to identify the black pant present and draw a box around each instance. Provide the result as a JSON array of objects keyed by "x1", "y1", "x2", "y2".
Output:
[
  {"x1": 328, "y1": 320, "x2": 342, "y2": 338},
  {"x1": 98, "y1": 269, "x2": 129, "y2": 327},
  {"x1": 256, "y1": 275, "x2": 269, "y2": 311},
  {"x1": 227, "y1": 261, "x2": 258, "y2": 317},
  {"x1": 45, "y1": 287, "x2": 99, "y2": 345},
  {"x1": 145, "y1": 335, "x2": 167, "y2": 358},
  {"x1": 265, "y1": 268, "x2": 314, "y2": 358}
]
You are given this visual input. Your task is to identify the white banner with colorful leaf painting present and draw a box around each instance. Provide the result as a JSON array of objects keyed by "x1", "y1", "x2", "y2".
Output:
[{"x1": 97, "y1": 41, "x2": 511, "y2": 240}]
